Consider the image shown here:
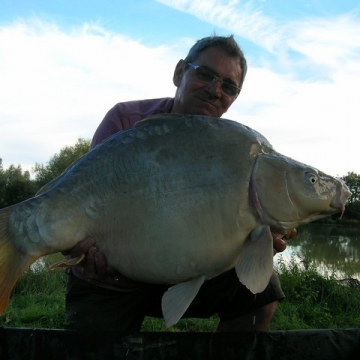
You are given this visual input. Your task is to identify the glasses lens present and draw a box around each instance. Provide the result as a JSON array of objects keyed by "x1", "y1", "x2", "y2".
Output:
[
  {"x1": 221, "y1": 82, "x2": 239, "y2": 96},
  {"x1": 192, "y1": 64, "x2": 240, "y2": 97},
  {"x1": 195, "y1": 67, "x2": 215, "y2": 83}
]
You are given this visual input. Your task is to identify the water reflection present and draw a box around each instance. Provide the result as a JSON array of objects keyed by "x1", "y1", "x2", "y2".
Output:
[{"x1": 276, "y1": 224, "x2": 360, "y2": 280}]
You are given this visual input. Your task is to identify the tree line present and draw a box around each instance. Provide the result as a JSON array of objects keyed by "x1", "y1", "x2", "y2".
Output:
[
  {"x1": 0, "y1": 138, "x2": 90, "y2": 208},
  {"x1": 0, "y1": 138, "x2": 359, "y2": 220}
]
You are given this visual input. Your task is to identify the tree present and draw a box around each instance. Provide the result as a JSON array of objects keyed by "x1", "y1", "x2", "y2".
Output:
[
  {"x1": 0, "y1": 159, "x2": 5, "y2": 206},
  {"x1": 342, "y1": 172, "x2": 360, "y2": 204},
  {"x1": 0, "y1": 139, "x2": 90, "y2": 209},
  {"x1": 33, "y1": 138, "x2": 90, "y2": 188},
  {"x1": 0, "y1": 159, "x2": 38, "y2": 208},
  {"x1": 341, "y1": 172, "x2": 360, "y2": 220}
]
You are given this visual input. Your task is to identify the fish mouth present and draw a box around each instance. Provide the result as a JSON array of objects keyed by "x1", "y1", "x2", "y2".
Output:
[
  {"x1": 329, "y1": 180, "x2": 352, "y2": 218},
  {"x1": 329, "y1": 202, "x2": 345, "y2": 216}
]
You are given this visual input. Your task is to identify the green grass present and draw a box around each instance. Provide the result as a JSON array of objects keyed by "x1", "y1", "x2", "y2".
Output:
[
  {"x1": 0, "y1": 254, "x2": 66, "y2": 329},
  {"x1": 271, "y1": 254, "x2": 360, "y2": 330},
  {"x1": 1, "y1": 253, "x2": 359, "y2": 331}
]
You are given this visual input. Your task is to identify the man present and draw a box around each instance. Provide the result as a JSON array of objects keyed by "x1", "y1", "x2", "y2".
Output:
[{"x1": 65, "y1": 35, "x2": 290, "y2": 332}]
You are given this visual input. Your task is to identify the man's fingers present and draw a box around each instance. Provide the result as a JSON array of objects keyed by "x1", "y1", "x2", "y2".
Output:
[
  {"x1": 272, "y1": 228, "x2": 297, "y2": 255},
  {"x1": 82, "y1": 246, "x2": 97, "y2": 279},
  {"x1": 272, "y1": 234, "x2": 286, "y2": 254},
  {"x1": 62, "y1": 238, "x2": 112, "y2": 280},
  {"x1": 64, "y1": 238, "x2": 96, "y2": 258},
  {"x1": 284, "y1": 228, "x2": 297, "y2": 240},
  {"x1": 94, "y1": 251, "x2": 108, "y2": 280}
]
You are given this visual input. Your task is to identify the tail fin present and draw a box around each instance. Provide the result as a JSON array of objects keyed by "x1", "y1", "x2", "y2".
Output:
[{"x1": 0, "y1": 208, "x2": 38, "y2": 314}]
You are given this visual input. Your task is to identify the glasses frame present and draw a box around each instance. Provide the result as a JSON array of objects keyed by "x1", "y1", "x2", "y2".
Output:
[{"x1": 187, "y1": 62, "x2": 241, "y2": 97}]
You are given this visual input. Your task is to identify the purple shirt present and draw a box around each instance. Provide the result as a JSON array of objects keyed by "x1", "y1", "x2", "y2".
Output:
[
  {"x1": 90, "y1": 97, "x2": 174, "y2": 149},
  {"x1": 74, "y1": 97, "x2": 174, "y2": 291}
]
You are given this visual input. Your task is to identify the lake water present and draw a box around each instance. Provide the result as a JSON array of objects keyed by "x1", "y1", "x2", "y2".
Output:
[{"x1": 276, "y1": 224, "x2": 360, "y2": 280}]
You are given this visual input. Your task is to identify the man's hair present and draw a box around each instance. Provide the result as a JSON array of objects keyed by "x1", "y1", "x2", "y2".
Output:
[{"x1": 184, "y1": 35, "x2": 247, "y2": 91}]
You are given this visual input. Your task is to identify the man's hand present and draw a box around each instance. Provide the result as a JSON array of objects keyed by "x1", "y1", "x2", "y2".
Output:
[
  {"x1": 62, "y1": 238, "x2": 115, "y2": 280},
  {"x1": 272, "y1": 228, "x2": 297, "y2": 255}
]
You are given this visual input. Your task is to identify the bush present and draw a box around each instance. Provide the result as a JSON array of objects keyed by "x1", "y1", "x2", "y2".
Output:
[{"x1": 273, "y1": 254, "x2": 360, "y2": 330}]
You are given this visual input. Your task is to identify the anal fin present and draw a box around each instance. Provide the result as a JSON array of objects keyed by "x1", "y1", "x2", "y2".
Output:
[{"x1": 162, "y1": 275, "x2": 206, "y2": 328}]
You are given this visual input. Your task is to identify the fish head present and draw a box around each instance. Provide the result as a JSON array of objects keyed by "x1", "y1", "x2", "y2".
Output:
[{"x1": 250, "y1": 152, "x2": 352, "y2": 232}]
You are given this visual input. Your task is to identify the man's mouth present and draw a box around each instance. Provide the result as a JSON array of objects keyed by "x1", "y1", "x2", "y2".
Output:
[{"x1": 199, "y1": 98, "x2": 218, "y2": 110}]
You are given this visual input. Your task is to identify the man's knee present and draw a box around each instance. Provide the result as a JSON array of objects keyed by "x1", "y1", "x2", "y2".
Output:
[{"x1": 216, "y1": 300, "x2": 278, "y2": 332}]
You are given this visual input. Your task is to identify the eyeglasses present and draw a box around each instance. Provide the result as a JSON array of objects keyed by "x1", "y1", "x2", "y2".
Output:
[{"x1": 187, "y1": 62, "x2": 241, "y2": 97}]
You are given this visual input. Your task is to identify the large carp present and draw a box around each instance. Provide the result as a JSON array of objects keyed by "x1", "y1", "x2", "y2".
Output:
[{"x1": 0, "y1": 114, "x2": 351, "y2": 327}]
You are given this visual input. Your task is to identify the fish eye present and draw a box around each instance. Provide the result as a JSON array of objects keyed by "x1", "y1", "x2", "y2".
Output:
[{"x1": 305, "y1": 172, "x2": 317, "y2": 185}]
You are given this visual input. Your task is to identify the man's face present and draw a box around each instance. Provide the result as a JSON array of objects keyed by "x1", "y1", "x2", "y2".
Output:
[{"x1": 171, "y1": 47, "x2": 242, "y2": 117}]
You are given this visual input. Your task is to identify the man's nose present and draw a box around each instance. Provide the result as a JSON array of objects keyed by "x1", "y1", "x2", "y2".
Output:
[{"x1": 207, "y1": 79, "x2": 222, "y2": 96}]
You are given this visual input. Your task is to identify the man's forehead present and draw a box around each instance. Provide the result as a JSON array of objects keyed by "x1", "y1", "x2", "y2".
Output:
[
  {"x1": 195, "y1": 47, "x2": 240, "y2": 64},
  {"x1": 194, "y1": 48, "x2": 242, "y2": 78}
]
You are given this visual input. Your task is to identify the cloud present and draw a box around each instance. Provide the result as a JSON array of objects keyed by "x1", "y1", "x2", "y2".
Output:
[
  {"x1": 226, "y1": 61, "x2": 360, "y2": 176},
  {"x1": 157, "y1": 0, "x2": 281, "y2": 52},
  {"x1": 1, "y1": 6, "x2": 360, "y2": 178},
  {"x1": 287, "y1": 14, "x2": 360, "y2": 69},
  {"x1": 157, "y1": 0, "x2": 360, "y2": 175},
  {"x1": 0, "y1": 18, "x2": 185, "y2": 173},
  {"x1": 158, "y1": 1, "x2": 360, "y2": 69}
]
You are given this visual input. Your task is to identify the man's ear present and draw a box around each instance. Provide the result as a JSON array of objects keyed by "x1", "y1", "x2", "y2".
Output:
[{"x1": 173, "y1": 59, "x2": 185, "y2": 87}]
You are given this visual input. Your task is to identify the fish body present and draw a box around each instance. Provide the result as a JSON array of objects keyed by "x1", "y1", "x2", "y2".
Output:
[{"x1": 0, "y1": 114, "x2": 351, "y2": 327}]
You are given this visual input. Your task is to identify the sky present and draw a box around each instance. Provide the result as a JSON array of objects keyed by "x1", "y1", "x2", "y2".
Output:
[{"x1": 1, "y1": 0, "x2": 360, "y2": 177}]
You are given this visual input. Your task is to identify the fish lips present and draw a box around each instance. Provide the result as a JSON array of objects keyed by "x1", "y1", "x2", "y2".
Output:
[{"x1": 329, "y1": 180, "x2": 352, "y2": 217}]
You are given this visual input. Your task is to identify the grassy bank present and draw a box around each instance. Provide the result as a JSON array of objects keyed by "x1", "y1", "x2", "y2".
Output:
[{"x1": 1, "y1": 253, "x2": 359, "y2": 331}]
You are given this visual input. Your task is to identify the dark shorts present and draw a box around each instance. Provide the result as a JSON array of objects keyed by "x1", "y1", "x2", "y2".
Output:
[{"x1": 65, "y1": 270, "x2": 284, "y2": 332}]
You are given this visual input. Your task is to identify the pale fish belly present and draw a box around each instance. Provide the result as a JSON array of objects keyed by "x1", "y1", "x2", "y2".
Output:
[{"x1": 86, "y1": 175, "x2": 258, "y2": 284}]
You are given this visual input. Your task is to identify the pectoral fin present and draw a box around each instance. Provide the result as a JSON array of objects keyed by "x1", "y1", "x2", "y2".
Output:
[
  {"x1": 235, "y1": 225, "x2": 274, "y2": 294},
  {"x1": 48, "y1": 254, "x2": 85, "y2": 270},
  {"x1": 162, "y1": 275, "x2": 206, "y2": 328}
]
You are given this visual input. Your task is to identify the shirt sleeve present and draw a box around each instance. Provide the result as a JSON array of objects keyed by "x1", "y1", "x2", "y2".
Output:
[
  {"x1": 90, "y1": 98, "x2": 174, "y2": 150},
  {"x1": 90, "y1": 104, "x2": 126, "y2": 149}
]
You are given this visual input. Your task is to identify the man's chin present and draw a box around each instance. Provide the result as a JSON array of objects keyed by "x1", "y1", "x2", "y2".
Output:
[{"x1": 192, "y1": 105, "x2": 220, "y2": 117}]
